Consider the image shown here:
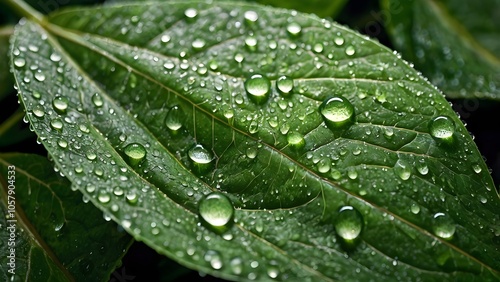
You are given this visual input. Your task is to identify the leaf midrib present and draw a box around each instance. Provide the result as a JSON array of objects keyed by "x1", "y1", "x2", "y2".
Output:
[{"x1": 37, "y1": 3, "x2": 498, "y2": 275}]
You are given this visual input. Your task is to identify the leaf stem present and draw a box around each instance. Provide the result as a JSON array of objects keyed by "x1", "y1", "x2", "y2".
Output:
[{"x1": 4, "y1": 0, "x2": 44, "y2": 24}]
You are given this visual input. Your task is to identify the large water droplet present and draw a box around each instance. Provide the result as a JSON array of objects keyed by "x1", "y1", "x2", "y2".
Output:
[
  {"x1": 276, "y1": 75, "x2": 294, "y2": 96},
  {"x1": 14, "y1": 58, "x2": 26, "y2": 68},
  {"x1": 429, "y1": 116, "x2": 455, "y2": 140},
  {"x1": 50, "y1": 119, "x2": 63, "y2": 130},
  {"x1": 52, "y1": 96, "x2": 69, "y2": 114},
  {"x1": 165, "y1": 105, "x2": 183, "y2": 131},
  {"x1": 34, "y1": 72, "x2": 46, "y2": 82},
  {"x1": 199, "y1": 192, "x2": 234, "y2": 227},
  {"x1": 244, "y1": 10, "x2": 258, "y2": 24},
  {"x1": 244, "y1": 74, "x2": 271, "y2": 104},
  {"x1": 319, "y1": 96, "x2": 355, "y2": 128},
  {"x1": 287, "y1": 132, "x2": 305, "y2": 149},
  {"x1": 335, "y1": 206, "x2": 363, "y2": 241},
  {"x1": 124, "y1": 143, "x2": 146, "y2": 166},
  {"x1": 32, "y1": 104, "x2": 45, "y2": 118},
  {"x1": 432, "y1": 212, "x2": 455, "y2": 239}
]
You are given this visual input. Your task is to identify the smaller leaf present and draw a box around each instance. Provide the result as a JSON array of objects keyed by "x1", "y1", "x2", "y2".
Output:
[
  {"x1": 0, "y1": 153, "x2": 133, "y2": 281},
  {"x1": 383, "y1": 0, "x2": 500, "y2": 99}
]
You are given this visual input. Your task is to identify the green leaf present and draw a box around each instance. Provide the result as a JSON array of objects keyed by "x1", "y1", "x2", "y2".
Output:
[
  {"x1": 382, "y1": 0, "x2": 500, "y2": 100},
  {"x1": 0, "y1": 153, "x2": 133, "y2": 281},
  {"x1": 0, "y1": 25, "x2": 14, "y2": 100},
  {"x1": 251, "y1": 0, "x2": 349, "y2": 18},
  {"x1": 10, "y1": 1, "x2": 500, "y2": 280}
]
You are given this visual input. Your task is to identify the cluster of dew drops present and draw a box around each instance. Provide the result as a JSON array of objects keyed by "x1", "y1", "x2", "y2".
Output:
[{"x1": 11, "y1": 6, "x2": 486, "y2": 279}]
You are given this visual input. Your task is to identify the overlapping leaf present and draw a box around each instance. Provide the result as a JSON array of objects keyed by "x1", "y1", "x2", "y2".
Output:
[
  {"x1": 0, "y1": 154, "x2": 132, "y2": 281},
  {"x1": 382, "y1": 0, "x2": 500, "y2": 100},
  {"x1": 10, "y1": 1, "x2": 500, "y2": 280}
]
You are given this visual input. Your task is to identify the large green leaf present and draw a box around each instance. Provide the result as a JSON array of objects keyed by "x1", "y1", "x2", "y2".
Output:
[
  {"x1": 0, "y1": 153, "x2": 133, "y2": 281},
  {"x1": 382, "y1": 0, "x2": 500, "y2": 100},
  {"x1": 10, "y1": 0, "x2": 500, "y2": 280}
]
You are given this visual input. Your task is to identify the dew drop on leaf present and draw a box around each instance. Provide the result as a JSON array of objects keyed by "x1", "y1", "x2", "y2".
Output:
[
  {"x1": 184, "y1": 8, "x2": 198, "y2": 20},
  {"x1": 50, "y1": 118, "x2": 64, "y2": 130},
  {"x1": 345, "y1": 46, "x2": 356, "y2": 56},
  {"x1": 32, "y1": 104, "x2": 45, "y2": 118},
  {"x1": 245, "y1": 36, "x2": 258, "y2": 51},
  {"x1": 199, "y1": 192, "x2": 234, "y2": 227},
  {"x1": 432, "y1": 212, "x2": 456, "y2": 239},
  {"x1": 230, "y1": 257, "x2": 243, "y2": 275},
  {"x1": 244, "y1": 10, "x2": 258, "y2": 24},
  {"x1": 286, "y1": 22, "x2": 302, "y2": 36},
  {"x1": 192, "y1": 38, "x2": 206, "y2": 51},
  {"x1": 276, "y1": 75, "x2": 294, "y2": 96},
  {"x1": 335, "y1": 206, "x2": 363, "y2": 241},
  {"x1": 52, "y1": 96, "x2": 69, "y2": 114},
  {"x1": 394, "y1": 159, "x2": 412, "y2": 180},
  {"x1": 472, "y1": 163, "x2": 482, "y2": 174},
  {"x1": 188, "y1": 144, "x2": 213, "y2": 165},
  {"x1": 319, "y1": 96, "x2": 355, "y2": 128},
  {"x1": 287, "y1": 131, "x2": 305, "y2": 149},
  {"x1": 429, "y1": 116, "x2": 455, "y2": 140},
  {"x1": 165, "y1": 105, "x2": 183, "y2": 131},
  {"x1": 98, "y1": 190, "x2": 111, "y2": 204},
  {"x1": 334, "y1": 36, "x2": 344, "y2": 46},
  {"x1": 410, "y1": 203, "x2": 420, "y2": 214},
  {"x1": 126, "y1": 191, "x2": 138, "y2": 205},
  {"x1": 244, "y1": 74, "x2": 271, "y2": 104},
  {"x1": 92, "y1": 93, "x2": 103, "y2": 107},
  {"x1": 204, "y1": 250, "x2": 223, "y2": 270},
  {"x1": 14, "y1": 57, "x2": 26, "y2": 68},
  {"x1": 313, "y1": 43, "x2": 324, "y2": 53},
  {"x1": 124, "y1": 143, "x2": 147, "y2": 165}
]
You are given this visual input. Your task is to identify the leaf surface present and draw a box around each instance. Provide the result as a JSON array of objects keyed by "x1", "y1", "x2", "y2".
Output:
[
  {"x1": 382, "y1": 0, "x2": 500, "y2": 99},
  {"x1": 10, "y1": 1, "x2": 500, "y2": 280},
  {"x1": 0, "y1": 153, "x2": 133, "y2": 281}
]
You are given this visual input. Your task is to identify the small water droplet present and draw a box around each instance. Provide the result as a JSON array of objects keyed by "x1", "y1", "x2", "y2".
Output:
[
  {"x1": 276, "y1": 75, "x2": 294, "y2": 96},
  {"x1": 432, "y1": 212, "x2": 455, "y2": 239},
  {"x1": 429, "y1": 116, "x2": 455, "y2": 140},
  {"x1": 126, "y1": 191, "x2": 138, "y2": 205},
  {"x1": 345, "y1": 46, "x2": 355, "y2": 56},
  {"x1": 204, "y1": 250, "x2": 223, "y2": 270},
  {"x1": 245, "y1": 36, "x2": 258, "y2": 51},
  {"x1": 244, "y1": 10, "x2": 258, "y2": 24},
  {"x1": 98, "y1": 190, "x2": 111, "y2": 204},
  {"x1": 161, "y1": 34, "x2": 171, "y2": 43},
  {"x1": 32, "y1": 70, "x2": 46, "y2": 81},
  {"x1": 58, "y1": 139, "x2": 68, "y2": 148},
  {"x1": 317, "y1": 159, "x2": 331, "y2": 173},
  {"x1": 230, "y1": 257, "x2": 243, "y2": 275},
  {"x1": 165, "y1": 105, "x2": 183, "y2": 131},
  {"x1": 267, "y1": 261, "x2": 280, "y2": 279},
  {"x1": 124, "y1": 143, "x2": 147, "y2": 165},
  {"x1": 287, "y1": 132, "x2": 305, "y2": 149},
  {"x1": 335, "y1": 206, "x2": 363, "y2": 241},
  {"x1": 246, "y1": 147, "x2": 258, "y2": 159},
  {"x1": 244, "y1": 74, "x2": 271, "y2": 104},
  {"x1": 410, "y1": 203, "x2": 420, "y2": 214},
  {"x1": 50, "y1": 118, "x2": 64, "y2": 130},
  {"x1": 199, "y1": 192, "x2": 234, "y2": 227},
  {"x1": 92, "y1": 93, "x2": 104, "y2": 107},
  {"x1": 50, "y1": 53, "x2": 61, "y2": 62},
  {"x1": 86, "y1": 151, "x2": 97, "y2": 161},
  {"x1": 394, "y1": 159, "x2": 411, "y2": 180},
  {"x1": 334, "y1": 36, "x2": 344, "y2": 46},
  {"x1": 416, "y1": 159, "x2": 429, "y2": 175},
  {"x1": 192, "y1": 38, "x2": 206, "y2": 51},
  {"x1": 32, "y1": 104, "x2": 45, "y2": 118},
  {"x1": 472, "y1": 163, "x2": 482, "y2": 174},
  {"x1": 248, "y1": 120, "x2": 259, "y2": 134},
  {"x1": 347, "y1": 168, "x2": 358, "y2": 180},
  {"x1": 286, "y1": 22, "x2": 301, "y2": 36},
  {"x1": 319, "y1": 96, "x2": 355, "y2": 128},
  {"x1": 313, "y1": 43, "x2": 324, "y2": 53},
  {"x1": 14, "y1": 58, "x2": 26, "y2": 68},
  {"x1": 52, "y1": 96, "x2": 69, "y2": 114},
  {"x1": 185, "y1": 8, "x2": 198, "y2": 20},
  {"x1": 189, "y1": 144, "x2": 213, "y2": 174}
]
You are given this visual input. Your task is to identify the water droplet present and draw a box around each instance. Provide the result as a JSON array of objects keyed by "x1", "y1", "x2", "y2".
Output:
[
  {"x1": 161, "y1": 34, "x2": 171, "y2": 43},
  {"x1": 86, "y1": 151, "x2": 97, "y2": 161},
  {"x1": 124, "y1": 143, "x2": 147, "y2": 165},
  {"x1": 98, "y1": 190, "x2": 111, "y2": 204},
  {"x1": 199, "y1": 192, "x2": 234, "y2": 227},
  {"x1": 416, "y1": 160, "x2": 429, "y2": 175},
  {"x1": 189, "y1": 144, "x2": 213, "y2": 174},
  {"x1": 230, "y1": 257, "x2": 243, "y2": 275},
  {"x1": 276, "y1": 75, "x2": 294, "y2": 96},
  {"x1": 50, "y1": 53, "x2": 61, "y2": 62},
  {"x1": 204, "y1": 250, "x2": 223, "y2": 270},
  {"x1": 383, "y1": 127, "x2": 394, "y2": 138},
  {"x1": 317, "y1": 159, "x2": 331, "y2": 173},
  {"x1": 334, "y1": 36, "x2": 344, "y2": 46},
  {"x1": 347, "y1": 168, "x2": 358, "y2": 180},
  {"x1": 246, "y1": 147, "x2": 258, "y2": 159},
  {"x1": 126, "y1": 191, "x2": 138, "y2": 205},
  {"x1": 472, "y1": 163, "x2": 482, "y2": 174},
  {"x1": 286, "y1": 22, "x2": 301, "y2": 36},
  {"x1": 267, "y1": 261, "x2": 280, "y2": 279},
  {"x1": 244, "y1": 74, "x2": 271, "y2": 104},
  {"x1": 58, "y1": 139, "x2": 68, "y2": 148},
  {"x1": 244, "y1": 10, "x2": 258, "y2": 24},
  {"x1": 394, "y1": 159, "x2": 411, "y2": 180},
  {"x1": 287, "y1": 132, "x2": 305, "y2": 149},
  {"x1": 248, "y1": 120, "x2": 259, "y2": 134},
  {"x1": 410, "y1": 203, "x2": 420, "y2": 214},
  {"x1": 345, "y1": 46, "x2": 355, "y2": 56},
  {"x1": 313, "y1": 43, "x2": 324, "y2": 53},
  {"x1": 335, "y1": 206, "x2": 363, "y2": 241},
  {"x1": 32, "y1": 104, "x2": 45, "y2": 118},
  {"x1": 185, "y1": 8, "x2": 198, "y2": 20},
  {"x1": 86, "y1": 184, "x2": 96, "y2": 193},
  {"x1": 52, "y1": 96, "x2": 69, "y2": 114},
  {"x1": 432, "y1": 212, "x2": 455, "y2": 239},
  {"x1": 14, "y1": 58, "x2": 26, "y2": 68},
  {"x1": 319, "y1": 96, "x2": 355, "y2": 128},
  {"x1": 33, "y1": 72, "x2": 45, "y2": 82},
  {"x1": 429, "y1": 116, "x2": 455, "y2": 140},
  {"x1": 92, "y1": 93, "x2": 103, "y2": 107},
  {"x1": 192, "y1": 38, "x2": 206, "y2": 51},
  {"x1": 50, "y1": 118, "x2": 63, "y2": 130},
  {"x1": 245, "y1": 36, "x2": 258, "y2": 51},
  {"x1": 165, "y1": 105, "x2": 183, "y2": 131},
  {"x1": 129, "y1": 73, "x2": 137, "y2": 88}
]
